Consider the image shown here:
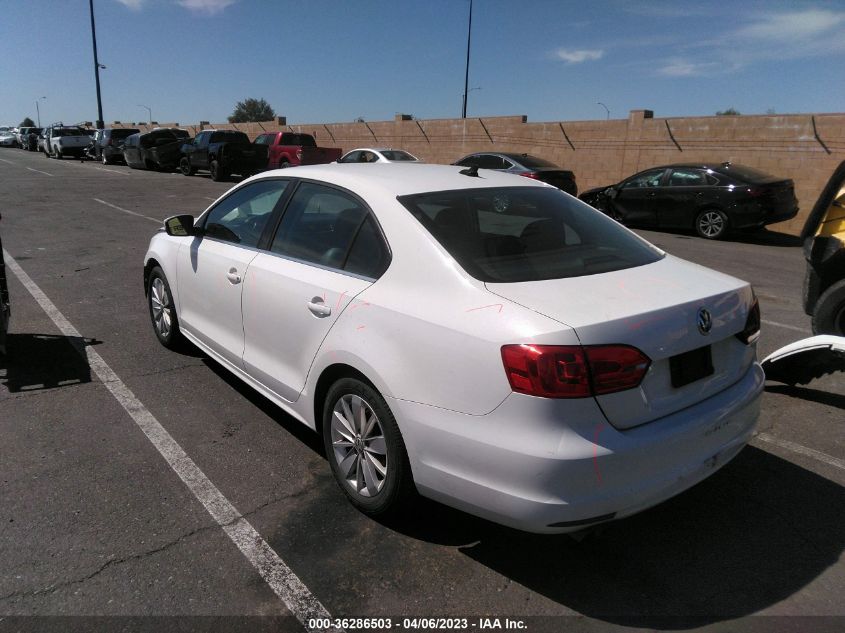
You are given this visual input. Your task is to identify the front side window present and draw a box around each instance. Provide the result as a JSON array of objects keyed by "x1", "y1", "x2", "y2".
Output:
[
  {"x1": 270, "y1": 182, "x2": 388, "y2": 276},
  {"x1": 398, "y1": 187, "x2": 662, "y2": 283},
  {"x1": 203, "y1": 179, "x2": 289, "y2": 247},
  {"x1": 339, "y1": 151, "x2": 362, "y2": 164}
]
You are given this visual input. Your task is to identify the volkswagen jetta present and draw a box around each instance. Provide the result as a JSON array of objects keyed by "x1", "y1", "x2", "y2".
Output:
[{"x1": 143, "y1": 163, "x2": 763, "y2": 533}]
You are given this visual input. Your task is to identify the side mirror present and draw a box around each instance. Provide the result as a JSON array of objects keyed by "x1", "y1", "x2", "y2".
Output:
[{"x1": 164, "y1": 214, "x2": 199, "y2": 237}]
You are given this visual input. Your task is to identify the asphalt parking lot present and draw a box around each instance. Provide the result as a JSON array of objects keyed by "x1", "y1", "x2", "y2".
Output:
[{"x1": 1, "y1": 148, "x2": 843, "y2": 632}]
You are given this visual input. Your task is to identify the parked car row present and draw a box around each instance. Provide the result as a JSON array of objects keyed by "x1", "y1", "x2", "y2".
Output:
[{"x1": 3, "y1": 122, "x2": 800, "y2": 239}]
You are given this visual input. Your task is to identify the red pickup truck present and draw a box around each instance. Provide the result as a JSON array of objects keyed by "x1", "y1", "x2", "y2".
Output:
[{"x1": 254, "y1": 132, "x2": 342, "y2": 169}]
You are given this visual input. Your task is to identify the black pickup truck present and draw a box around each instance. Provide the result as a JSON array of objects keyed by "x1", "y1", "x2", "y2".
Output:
[{"x1": 179, "y1": 130, "x2": 268, "y2": 181}]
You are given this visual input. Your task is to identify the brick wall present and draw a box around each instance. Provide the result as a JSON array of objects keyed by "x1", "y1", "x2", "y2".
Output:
[{"x1": 110, "y1": 110, "x2": 845, "y2": 235}]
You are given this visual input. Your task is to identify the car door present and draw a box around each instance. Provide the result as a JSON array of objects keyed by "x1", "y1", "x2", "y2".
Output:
[
  {"x1": 612, "y1": 168, "x2": 667, "y2": 226},
  {"x1": 659, "y1": 168, "x2": 716, "y2": 229},
  {"x1": 192, "y1": 131, "x2": 210, "y2": 169},
  {"x1": 176, "y1": 179, "x2": 291, "y2": 368},
  {"x1": 241, "y1": 181, "x2": 390, "y2": 402}
]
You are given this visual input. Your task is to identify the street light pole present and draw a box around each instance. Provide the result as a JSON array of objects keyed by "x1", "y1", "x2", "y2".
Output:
[
  {"x1": 461, "y1": 0, "x2": 473, "y2": 119},
  {"x1": 138, "y1": 105, "x2": 152, "y2": 125},
  {"x1": 89, "y1": 0, "x2": 104, "y2": 129},
  {"x1": 597, "y1": 101, "x2": 610, "y2": 120},
  {"x1": 35, "y1": 97, "x2": 46, "y2": 127}
]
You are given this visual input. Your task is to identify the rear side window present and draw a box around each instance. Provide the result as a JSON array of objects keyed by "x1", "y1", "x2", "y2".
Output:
[
  {"x1": 398, "y1": 187, "x2": 663, "y2": 283},
  {"x1": 668, "y1": 169, "x2": 713, "y2": 186},
  {"x1": 514, "y1": 155, "x2": 559, "y2": 169},
  {"x1": 380, "y1": 150, "x2": 416, "y2": 161},
  {"x1": 270, "y1": 183, "x2": 389, "y2": 277},
  {"x1": 721, "y1": 164, "x2": 777, "y2": 183}
]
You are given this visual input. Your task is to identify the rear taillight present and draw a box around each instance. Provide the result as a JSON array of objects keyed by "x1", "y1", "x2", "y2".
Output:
[
  {"x1": 736, "y1": 298, "x2": 760, "y2": 345},
  {"x1": 296, "y1": 149, "x2": 303, "y2": 160},
  {"x1": 501, "y1": 344, "x2": 650, "y2": 399},
  {"x1": 519, "y1": 171, "x2": 540, "y2": 180},
  {"x1": 106, "y1": 138, "x2": 113, "y2": 146},
  {"x1": 746, "y1": 187, "x2": 766, "y2": 197}
]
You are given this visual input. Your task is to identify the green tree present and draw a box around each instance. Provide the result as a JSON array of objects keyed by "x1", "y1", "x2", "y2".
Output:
[
  {"x1": 716, "y1": 107, "x2": 741, "y2": 116},
  {"x1": 228, "y1": 98, "x2": 276, "y2": 123},
  {"x1": 19, "y1": 116, "x2": 35, "y2": 127}
]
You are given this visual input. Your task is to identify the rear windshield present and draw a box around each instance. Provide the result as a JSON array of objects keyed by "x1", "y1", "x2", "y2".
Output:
[
  {"x1": 56, "y1": 128, "x2": 84, "y2": 136},
  {"x1": 170, "y1": 129, "x2": 189, "y2": 139},
  {"x1": 110, "y1": 129, "x2": 139, "y2": 140},
  {"x1": 398, "y1": 187, "x2": 663, "y2": 283},
  {"x1": 381, "y1": 150, "x2": 416, "y2": 161},
  {"x1": 509, "y1": 155, "x2": 559, "y2": 169},
  {"x1": 720, "y1": 164, "x2": 777, "y2": 183},
  {"x1": 280, "y1": 133, "x2": 316, "y2": 147},
  {"x1": 210, "y1": 131, "x2": 249, "y2": 144}
]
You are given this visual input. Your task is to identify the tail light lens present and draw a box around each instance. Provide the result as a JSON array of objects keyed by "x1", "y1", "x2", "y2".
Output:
[
  {"x1": 746, "y1": 187, "x2": 766, "y2": 197},
  {"x1": 519, "y1": 171, "x2": 540, "y2": 180},
  {"x1": 296, "y1": 149, "x2": 303, "y2": 160},
  {"x1": 735, "y1": 298, "x2": 760, "y2": 344},
  {"x1": 501, "y1": 344, "x2": 650, "y2": 399}
]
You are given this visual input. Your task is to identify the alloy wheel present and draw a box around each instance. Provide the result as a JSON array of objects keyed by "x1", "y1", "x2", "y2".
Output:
[
  {"x1": 150, "y1": 277, "x2": 172, "y2": 338},
  {"x1": 330, "y1": 394, "x2": 388, "y2": 498},
  {"x1": 698, "y1": 211, "x2": 725, "y2": 238}
]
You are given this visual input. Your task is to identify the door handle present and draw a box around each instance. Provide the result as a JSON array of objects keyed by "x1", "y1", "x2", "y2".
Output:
[
  {"x1": 226, "y1": 268, "x2": 241, "y2": 284},
  {"x1": 307, "y1": 297, "x2": 332, "y2": 318}
]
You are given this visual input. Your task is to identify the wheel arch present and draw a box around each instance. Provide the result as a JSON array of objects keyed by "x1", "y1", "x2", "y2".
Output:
[{"x1": 311, "y1": 363, "x2": 379, "y2": 443}]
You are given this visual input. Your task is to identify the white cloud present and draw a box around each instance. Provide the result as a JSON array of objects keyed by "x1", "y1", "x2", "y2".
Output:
[
  {"x1": 115, "y1": 0, "x2": 144, "y2": 9},
  {"x1": 553, "y1": 49, "x2": 604, "y2": 64},
  {"x1": 657, "y1": 58, "x2": 722, "y2": 77},
  {"x1": 737, "y1": 8, "x2": 845, "y2": 42},
  {"x1": 177, "y1": 0, "x2": 237, "y2": 15}
]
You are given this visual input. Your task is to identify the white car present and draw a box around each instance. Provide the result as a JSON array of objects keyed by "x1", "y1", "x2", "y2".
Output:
[
  {"x1": 143, "y1": 164, "x2": 764, "y2": 533},
  {"x1": 338, "y1": 147, "x2": 421, "y2": 163},
  {"x1": 0, "y1": 132, "x2": 17, "y2": 147}
]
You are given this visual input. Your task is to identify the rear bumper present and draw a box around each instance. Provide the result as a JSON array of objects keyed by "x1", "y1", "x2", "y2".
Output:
[{"x1": 389, "y1": 362, "x2": 764, "y2": 533}]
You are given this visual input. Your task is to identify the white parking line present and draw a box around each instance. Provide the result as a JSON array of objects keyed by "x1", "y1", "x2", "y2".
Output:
[
  {"x1": 93, "y1": 198, "x2": 161, "y2": 224},
  {"x1": 755, "y1": 432, "x2": 845, "y2": 471},
  {"x1": 3, "y1": 250, "x2": 336, "y2": 632},
  {"x1": 762, "y1": 319, "x2": 812, "y2": 334},
  {"x1": 98, "y1": 167, "x2": 130, "y2": 175},
  {"x1": 26, "y1": 167, "x2": 53, "y2": 176},
  {"x1": 0, "y1": 157, "x2": 15, "y2": 165}
]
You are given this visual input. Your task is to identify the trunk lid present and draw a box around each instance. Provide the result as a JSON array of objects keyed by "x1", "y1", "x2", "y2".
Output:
[
  {"x1": 535, "y1": 169, "x2": 577, "y2": 196},
  {"x1": 756, "y1": 179, "x2": 797, "y2": 218},
  {"x1": 486, "y1": 256, "x2": 756, "y2": 429}
]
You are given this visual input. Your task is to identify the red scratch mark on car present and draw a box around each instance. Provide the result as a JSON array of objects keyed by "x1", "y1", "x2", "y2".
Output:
[
  {"x1": 349, "y1": 301, "x2": 371, "y2": 311},
  {"x1": 465, "y1": 303, "x2": 504, "y2": 313},
  {"x1": 593, "y1": 422, "x2": 605, "y2": 486},
  {"x1": 335, "y1": 290, "x2": 347, "y2": 311},
  {"x1": 356, "y1": 325, "x2": 366, "y2": 331}
]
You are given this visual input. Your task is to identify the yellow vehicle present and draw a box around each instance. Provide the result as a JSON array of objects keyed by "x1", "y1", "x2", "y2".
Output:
[{"x1": 803, "y1": 161, "x2": 845, "y2": 335}]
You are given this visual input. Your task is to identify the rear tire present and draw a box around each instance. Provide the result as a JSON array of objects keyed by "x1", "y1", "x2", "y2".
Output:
[
  {"x1": 180, "y1": 157, "x2": 196, "y2": 176},
  {"x1": 812, "y1": 279, "x2": 845, "y2": 335},
  {"x1": 322, "y1": 378, "x2": 415, "y2": 517},
  {"x1": 279, "y1": 160, "x2": 290, "y2": 169},
  {"x1": 147, "y1": 266, "x2": 184, "y2": 349},
  {"x1": 695, "y1": 208, "x2": 728, "y2": 240}
]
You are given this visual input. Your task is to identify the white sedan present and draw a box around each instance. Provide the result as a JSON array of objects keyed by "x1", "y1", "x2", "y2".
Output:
[
  {"x1": 143, "y1": 164, "x2": 763, "y2": 533},
  {"x1": 0, "y1": 132, "x2": 17, "y2": 147},
  {"x1": 338, "y1": 147, "x2": 421, "y2": 163}
]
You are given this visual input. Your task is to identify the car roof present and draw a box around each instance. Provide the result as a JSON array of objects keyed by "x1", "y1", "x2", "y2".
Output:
[{"x1": 254, "y1": 163, "x2": 550, "y2": 197}]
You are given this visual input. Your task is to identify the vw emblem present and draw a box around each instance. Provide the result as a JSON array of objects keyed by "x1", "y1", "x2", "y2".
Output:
[{"x1": 697, "y1": 308, "x2": 712, "y2": 335}]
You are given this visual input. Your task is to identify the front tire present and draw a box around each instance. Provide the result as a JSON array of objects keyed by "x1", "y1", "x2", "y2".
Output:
[
  {"x1": 147, "y1": 267, "x2": 184, "y2": 349},
  {"x1": 210, "y1": 159, "x2": 227, "y2": 181},
  {"x1": 54, "y1": 145, "x2": 63, "y2": 160},
  {"x1": 180, "y1": 157, "x2": 196, "y2": 176},
  {"x1": 323, "y1": 378, "x2": 414, "y2": 516},
  {"x1": 812, "y1": 279, "x2": 845, "y2": 335},
  {"x1": 695, "y1": 208, "x2": 728, "y2": 240}
]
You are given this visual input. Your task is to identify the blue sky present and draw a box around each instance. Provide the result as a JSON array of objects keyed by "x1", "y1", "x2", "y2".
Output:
[{"x1": 2, "y1": 0, "x2": 844, "y2": 127}]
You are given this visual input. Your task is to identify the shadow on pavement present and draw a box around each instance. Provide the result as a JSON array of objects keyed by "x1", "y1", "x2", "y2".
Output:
[
  {"x1": 380, "y1": 446, "x2": 845, "y2": 626},
  {"x1": 766, "y1": 384, "x2": 845, "y2": 410},
  {"x1": 0, "y1": 333, "x2": 100, "y2": 393}
]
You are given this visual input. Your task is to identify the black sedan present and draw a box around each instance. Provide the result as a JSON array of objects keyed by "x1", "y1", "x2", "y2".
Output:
[
  {"x1": 579, "y1": 162, "x2": 798, "y2": 239},
  {"x1": 452, "y1": 152, "x2": 577, "y2": 196}
]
